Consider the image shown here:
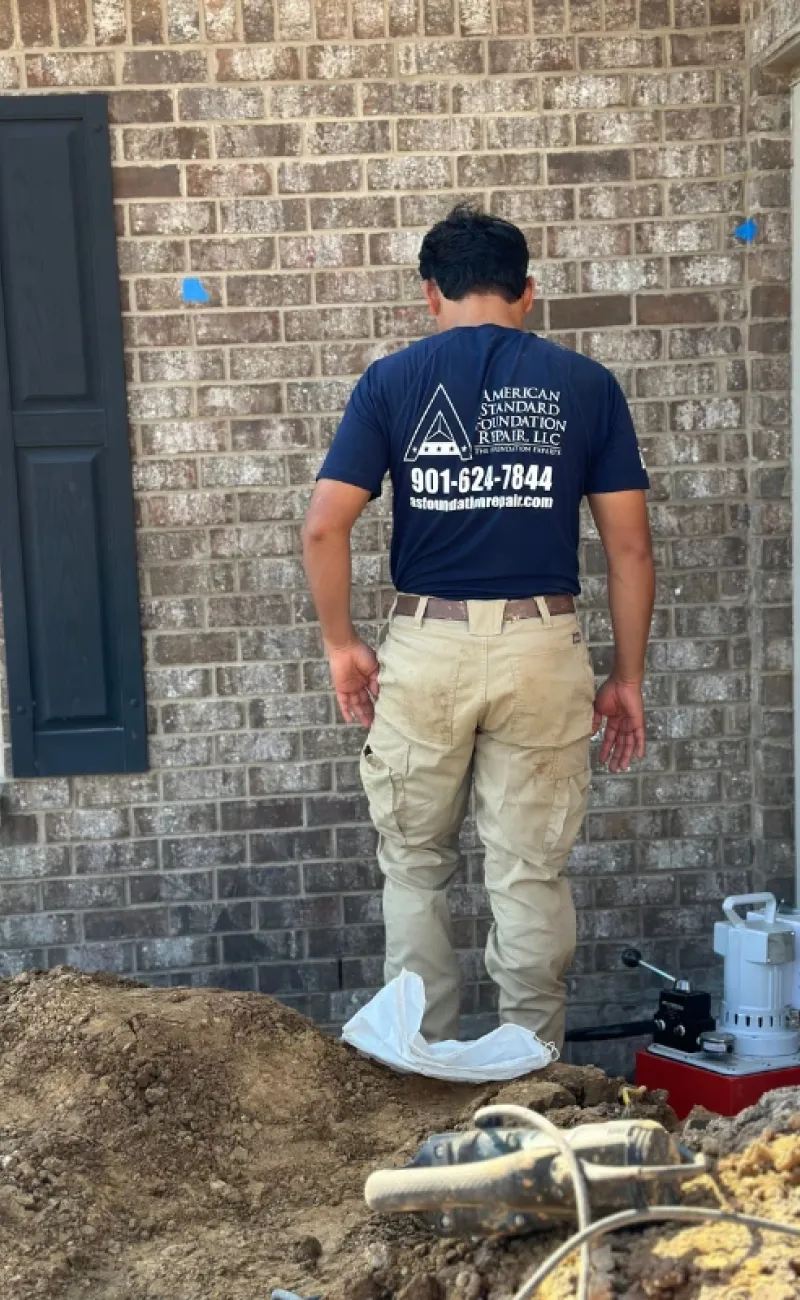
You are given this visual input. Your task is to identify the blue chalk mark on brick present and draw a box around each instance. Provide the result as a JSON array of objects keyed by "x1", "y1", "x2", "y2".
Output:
[
  {"x1": 182, "y1": 277, "x2": 210, "y2": 304},
  {"x1": 734, "y1": 218, "x2": 758, "y2": 244}
]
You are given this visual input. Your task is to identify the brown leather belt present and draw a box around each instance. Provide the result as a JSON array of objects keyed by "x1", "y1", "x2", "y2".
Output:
[{"x1": 394, "y1": 594, "x2": 575, "y2": 621}]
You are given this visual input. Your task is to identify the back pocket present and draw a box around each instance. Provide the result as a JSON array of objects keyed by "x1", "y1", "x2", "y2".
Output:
[
  {"x1": 375, "y1": 623, "x2": 461, "y2": 747},
  {"x1": 509, "y1": 636, "x2": 595, "y2": 749}
]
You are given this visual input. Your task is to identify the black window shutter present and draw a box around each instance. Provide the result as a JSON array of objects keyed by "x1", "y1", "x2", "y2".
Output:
[{"x1": 0, "y1": 94, "x2": 146, "y2": 778}]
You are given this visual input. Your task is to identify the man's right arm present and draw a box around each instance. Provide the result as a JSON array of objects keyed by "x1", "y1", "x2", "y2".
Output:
[{"x1": 587, "y1": 489, "x2": 654, "y2": 773}]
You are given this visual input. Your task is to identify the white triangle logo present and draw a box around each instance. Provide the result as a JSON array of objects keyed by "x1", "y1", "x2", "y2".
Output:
[{"x1": 404, "y1": 384, "x2": 472, "y2": 463}]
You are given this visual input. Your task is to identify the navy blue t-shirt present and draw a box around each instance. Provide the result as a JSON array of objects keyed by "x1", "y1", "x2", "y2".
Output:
[{"x1": 319, "y1": 325, "x2": 649, "y2": 600}]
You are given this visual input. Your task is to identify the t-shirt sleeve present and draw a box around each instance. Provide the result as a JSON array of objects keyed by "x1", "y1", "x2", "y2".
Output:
[
  {"x1": 317, "y1": 367, "x2": 390, "y2": 499},
  {"x1": 585, "y1": 375, "x2": 650, "y2": 495}
]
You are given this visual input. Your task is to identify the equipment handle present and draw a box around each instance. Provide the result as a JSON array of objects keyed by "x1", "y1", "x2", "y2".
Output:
[
  {"x1": 722, "y1": 892, "x2": 777, "y2": 927},
  {"x1": 365, "y1": 1149, "x2": 549, "y2": 1214}
]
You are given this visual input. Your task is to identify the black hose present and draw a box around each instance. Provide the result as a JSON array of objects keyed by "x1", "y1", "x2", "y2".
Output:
[{"x1": 565, "y1": 1019, "x2": 653, "y2": 1043}]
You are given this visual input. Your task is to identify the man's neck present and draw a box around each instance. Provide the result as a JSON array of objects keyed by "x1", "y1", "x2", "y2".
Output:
[{"x1": 436, "y1": 297, "x2": 522, "y2": 332}]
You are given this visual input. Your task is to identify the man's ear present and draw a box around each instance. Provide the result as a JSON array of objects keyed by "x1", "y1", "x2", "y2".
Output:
[
  {"x1": 422, "y1": 279, "x2": 442, "y2": 317},
  {"x1": 522, "y1": 276, "x2": 536, "y2": 314}
]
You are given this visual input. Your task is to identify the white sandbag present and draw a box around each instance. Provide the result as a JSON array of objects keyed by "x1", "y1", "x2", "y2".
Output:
[{"x1": 341, "y1": 969, "x2": 555, "y2": 1082}]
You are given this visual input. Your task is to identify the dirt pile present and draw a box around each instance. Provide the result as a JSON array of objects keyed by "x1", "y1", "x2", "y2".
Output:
[{"x1": 0, "y1": 968, "x2": 797, "y2": 1300}]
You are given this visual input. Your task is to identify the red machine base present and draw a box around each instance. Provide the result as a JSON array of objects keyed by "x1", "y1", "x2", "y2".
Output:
[{"x1": 635, "y1": 1049, "x2": 800, "y2": 1119}]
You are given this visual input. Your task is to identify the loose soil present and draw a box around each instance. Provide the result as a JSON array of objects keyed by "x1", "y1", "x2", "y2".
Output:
[{"x1": 0, "y1": 969, "x2": 798, "y2": 1299}]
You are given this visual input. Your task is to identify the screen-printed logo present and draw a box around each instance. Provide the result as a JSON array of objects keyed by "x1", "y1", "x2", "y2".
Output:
[{"x1": 404, "y1": 384, "x2": 472, "y2": 463}]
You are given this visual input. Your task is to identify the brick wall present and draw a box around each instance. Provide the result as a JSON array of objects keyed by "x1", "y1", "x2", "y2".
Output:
[{"x1": 0, "y1": 0, "x2": 792, "y2": 1033}]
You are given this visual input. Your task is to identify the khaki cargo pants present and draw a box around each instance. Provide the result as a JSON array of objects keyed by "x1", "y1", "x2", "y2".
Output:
[{"x1": 359, "y1": 598, "x2": 595, "y2": 1051}]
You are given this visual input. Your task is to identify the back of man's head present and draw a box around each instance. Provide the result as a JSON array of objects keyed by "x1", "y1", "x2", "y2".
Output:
[{"x1": 418, "y1": 205, "x2": 530, "y2": 303}]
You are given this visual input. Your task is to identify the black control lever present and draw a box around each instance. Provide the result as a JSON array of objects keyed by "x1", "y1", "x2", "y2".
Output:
[{"x1": 621, "y1": 948, "x2": 682, "y2": 988}]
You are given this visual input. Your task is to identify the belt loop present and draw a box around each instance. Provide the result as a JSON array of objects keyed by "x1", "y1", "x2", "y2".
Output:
[
  {"x1": 413, "y1": 595, "x2": 429, "y2": 628},
  {"x1": 387, "y1": 595, "x2": 398, "y2": 623},
  {"x1": 534, "y1": 596, "x2": 552, "y2": 627}
]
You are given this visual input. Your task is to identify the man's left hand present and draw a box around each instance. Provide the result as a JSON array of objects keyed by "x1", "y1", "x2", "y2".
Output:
[{"x1": 327, "y1": 640, "x2": 380, "y2": 726}]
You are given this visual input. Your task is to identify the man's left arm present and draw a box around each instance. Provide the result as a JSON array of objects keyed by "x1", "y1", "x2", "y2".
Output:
[
  {"x1": 303, "y1": 367, "x2": 390, "y2": 727},
  {"x1": 303, "y1": 479, "x2": 379, "y2": 727}
]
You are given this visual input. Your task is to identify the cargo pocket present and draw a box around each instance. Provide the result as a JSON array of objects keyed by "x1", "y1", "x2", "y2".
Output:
[
  {"x1": 494, "y1": 735, "x2": 590, "y2": 872},
  {"x1": 360, "y1": 723, "x2": 410, "y2": 842},
  {"x1": 543, "y1": 742, "x2": 591, "y2": 858}
]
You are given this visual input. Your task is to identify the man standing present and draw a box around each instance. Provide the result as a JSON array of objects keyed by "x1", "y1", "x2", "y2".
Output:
[{"x1": 303, "y1": 207, "x2": 654, "y2": 1051}]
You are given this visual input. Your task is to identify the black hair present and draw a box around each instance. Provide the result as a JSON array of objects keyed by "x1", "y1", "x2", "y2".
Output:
[{"x1": 418, "y1": 205, "x2": 530, "y2": 303}]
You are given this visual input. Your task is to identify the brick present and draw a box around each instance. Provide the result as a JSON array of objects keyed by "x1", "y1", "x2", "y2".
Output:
[
  {"x1": 636, "y1": 292, "x2": 717, "y2": 325},
  {"x1": 179, "y1": 88, "x2": 265, "y2": 120},
  {"x1": 669, "y1": 326, "x2": 742, "y2": 360},
  {"x1": 664, "y1": 107, "x2": 740, "y2": 141},
  {"x1": 115, "y1": 162, "x2": 184, "y2": 201},
  {"x1": 123, "y1": 127, "x2": 210, "y2": 163},
  {"x1": 242, "y1": 0, "x2": 274, "y2": 38},
  {"x1": 306, "y1": 42, "x2": 393, "y2": 80},
  {"x1": 225, "y1": 272, "x2": 310, "y2": 308},
  {"x1": 750, "y1": 322, "x2": 790, "y2": 355},
  {"x1": 670, "y1": 32, "x2": 746, "y2": 65},
  {"x1": 279, "y1": 159, "x2": 361, "y2": 195},
  {"x1": 583, "y1": 330, "x2": 661, "y2": 362},
  {"x1": 19, "y1": 0, "x2": 53, "y2": 44},
  {"x1": 1, "y1": 914, "x2": 79, "y2": 949},
  {"x1": 55, "y1": 0, "x2": 89, "y2": 45},
  {"x1": 669, "y1": 180, "x2": 743, "y2": 216},
  {"x1": 285, "y1": 305, "x2": 370, "y2": 339},
  {"x1": 399, "y1": 39, "x2": 484, "y2": 74},
  {"x1": 579, "y1": 36, "x2": 663, "y2": 69},
  {"x1": 109, "y1": 91, "x2": 174, "y2": 124},
  {"x1": 452, "y1": 78, "x2": 537, "y2": 115},
  {"x1": 491, "y1": 40, "x2": 576, "y2": 77},
  {"x1": 190, "y1": 242, "x2": 276, "y2": 276},
  {"x1": 130, "y1": 201, "x2": 215, "y2": 236},
  {"x1": 751, "y1": 285, "x2": 790, "y2": 319},
  {"x1": 487, "y1": 115, "x2": 571, "y2": 150},
  {"x1": 187, "y1": 163, "x2": 273, "y2": 198},
  {"x1": 580, "y1": 184, "x2": 661, "y2": 220},
  {"x1": 27, "y1": 53, "x2": 115, "y2": 86},
  {"x1": 216, "y1": 46, "x2": 301, "y2": 81},
  {"x1": 632, "y1": 71, "x2": 715, "y2": 106},
  {"x1": 636, "y1": 145, "x2": 720, "y2": 182},
  {"x1": 576, "y1": 110, "x2": 660, "y2": 145},
  {"x1": 204, "y1": 0, "x2": 238, "y2": 39},
  {"x1": 549, "y1": 296, "x2": 630, "y2": 329},
  {"x1": 310, "y1": 197, "x2": 397, "y2": 231},
  {"x1": 45, "y1": 809, "x2": 129, "y2": 842},
  {"x1": 541, "y1": 74, "x2": 625, "y2": 110},
  {"x1": 123, "y1": 50, "x2": 207, "y2": 84},
  {"x1": 271, "y1": 83, "x2": 357, "y2": 118},
  {"x1": 218, "y1": 199, "x2": 305, "y2": 235},
  {"x1": 637, "y1": 219, "x2": 720, "y2": 256},
  {"x1": 166, "y1": 0, "x2": 201, "y2": 40},
  {"x1": 130, "y1": 0, "x2": 163, "y2": 41},
  {"x1": 132, "y1": 276, "x2": 220, "y2": 312},
  {"x1": 636, "y1": 362, "x2": 717, "y2": 397},
  {"x1": 670, "y1": 255, "x2": 743, "y2": 288},
  {"x1": 229, "y1": 345, "x2": 314, "y2": 381},
  {"x1": 214, "y1": 124, "x2": 303, "y2": 159},
  {"x1": 494, "y1": 0, "x2": 528, "y2": 30},
  {"x1": 547, "y1": 149, "x2": 629, "y2": 184},
  {"x1": 548, "y1": 224, "x2": 630, "y2": 259},
  {"x1": 195, "y1": 313, "x2": 280, "y2": 347},
  {"x1": 199, "y1": 383, "x2": 286, "y2": 418},
  {"x1": 582, "y1": 259, "x2": 663, "y2": 292},
  {"x1": 424, "y1": 0, "x2": 454, "y2": 33},
  {"x1": 367, "y1": 156, "x2": 453, "y2": 192}
]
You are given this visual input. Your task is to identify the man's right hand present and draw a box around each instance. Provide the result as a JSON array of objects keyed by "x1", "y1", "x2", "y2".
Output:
[
  {"x1": 592, "y1": 676, "x2": 645, "y2": 773},
  {"x1": 327, "y1": 640, "x2": 380, "y2": 727}
]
